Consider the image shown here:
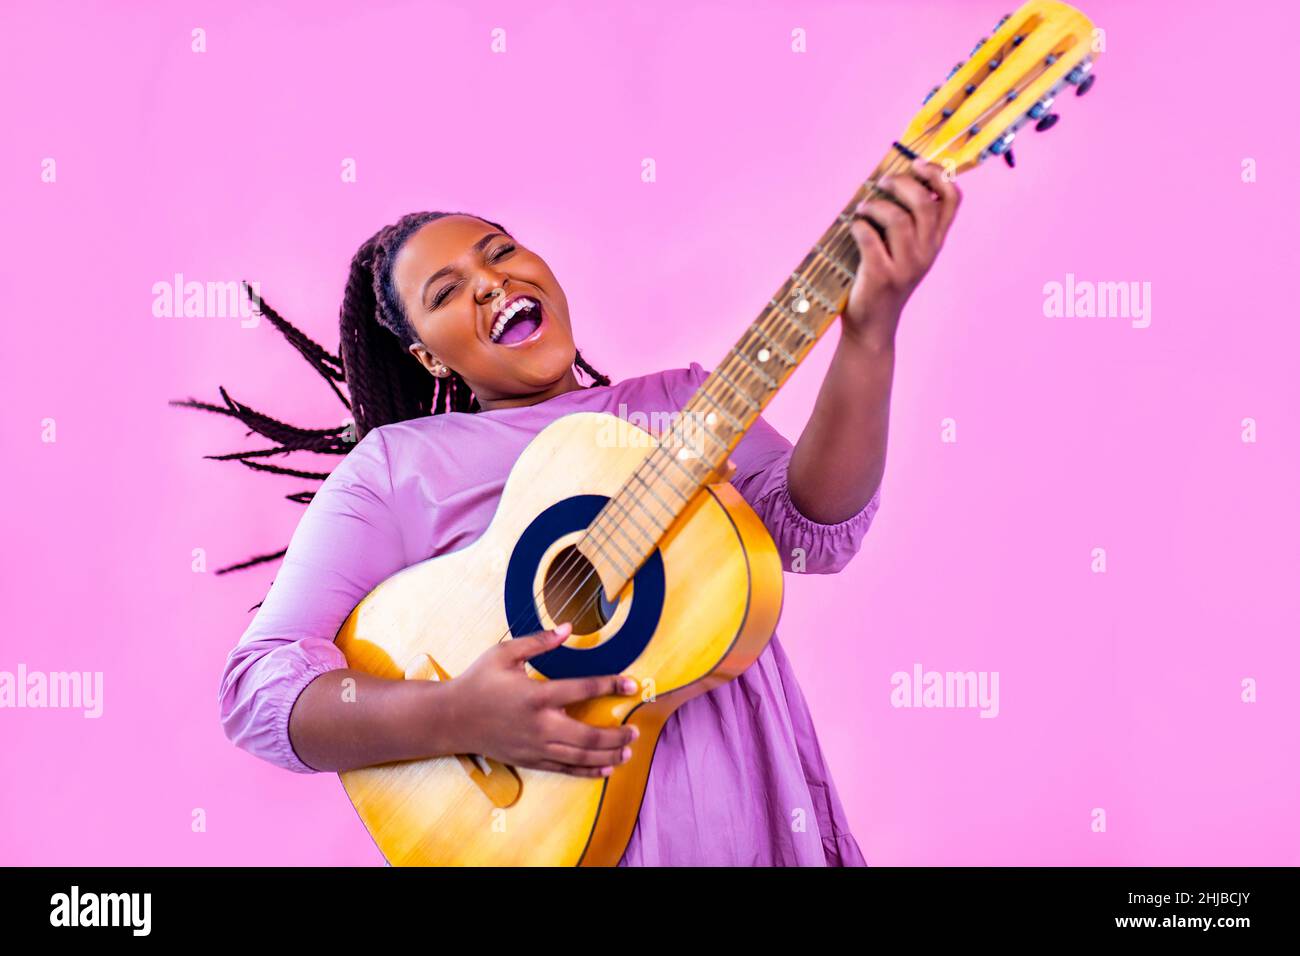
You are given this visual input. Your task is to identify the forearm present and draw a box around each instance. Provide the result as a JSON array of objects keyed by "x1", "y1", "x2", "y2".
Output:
[
  {"x1": 787, "y1": 333, "x2": 895, "y2": 524},
  {"x1": 288, "y1": 668, "x2": 460, "y2": 773}
]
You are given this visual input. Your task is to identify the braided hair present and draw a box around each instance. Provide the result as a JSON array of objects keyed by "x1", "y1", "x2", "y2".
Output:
[{"x1": 171, "y1": 211, "x2": 611, "y2": 575}]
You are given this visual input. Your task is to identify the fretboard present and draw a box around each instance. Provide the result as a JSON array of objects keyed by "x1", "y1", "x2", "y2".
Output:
[{"x1": 577, "y1": 171, "x2": 886, "y2": 598}]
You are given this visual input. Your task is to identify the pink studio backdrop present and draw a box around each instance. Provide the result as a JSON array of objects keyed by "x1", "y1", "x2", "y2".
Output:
[{"x1": 2, "y1": 0, "x2": 1297, "y2": 866}]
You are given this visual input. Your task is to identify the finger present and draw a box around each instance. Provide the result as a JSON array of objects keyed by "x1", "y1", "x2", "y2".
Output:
[
  {"x1": 540, "y1": 672, "x2": 638, "y2": 707},
  {"x1": 530, "y1": 759, "x2": 615, "y2": 778},
  {"x1": 544, "y1": 711, "x2": 638, "y2": 751},
  {"x1": 854, "y1": 199, "x2": 915, "y2": 265},
  {"x1": 544, "y1": 740, "x2": 632, "y2": 768},
  {"x1": 849, "y1": 212, "x2": 890, "y2": 272},
  {"x1": 877, "y1": 173, "x2": 937, "y2": 239},
  {"x1": 910, "y1": 159, "x2": 961, "y2": 236},
  {"x1": 504, "y1": 622, "x2": 572, "y2": 664}
]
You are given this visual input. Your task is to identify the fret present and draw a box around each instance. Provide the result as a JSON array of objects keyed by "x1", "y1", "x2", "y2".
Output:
[
  {"x1": 730, "y1": 345, "x2": 778, "y2": 391},
  {"x1": 660, "y1": 442, "x2": 707, "y2": 488},
  {"x1": 692, "y1": 386, "x2": 745, "y2": 434},
  {"x1": 789, "y1": 271, "x2": 839, "y2": 314},
  {"x1": 812, "y1": 242, "x2": 856, "y2": 284},
  {"x1": 627, "y1": 470, "x2": 673, "y2": 532},
  {"x1": 586, "y1": 530, "x2": 636, "y2": 579},
  {"x1": 676, "y1": 409, "x2": 730, "y2": 456},
  {"x1": 605, "y1": 484, "x2": 665, "y2": 541},
  {"x1": 671, "y1": 422, "x2": 711, "y2": 465},
  {"x1": 750, "y1": 323, "x2": 797, "y2": 366},
  {"x1": 595, "y1": 501, "x2": 655, "y2": 557},
  {"x1": 768, "y1": 298, "x2": 818, "y2": 340},
  {"x1": 641, "y1": 455, "x2": 692, "y2": 503},
  {"x1": 712, "y1": 365, "x2": 761, "y2": 414}
]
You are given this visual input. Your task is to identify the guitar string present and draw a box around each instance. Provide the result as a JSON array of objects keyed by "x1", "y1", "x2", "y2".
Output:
[
  {"x1": 482, "y1": 136, "x2": 937, "y2": 651},
  {"x1": 489, "y1": 130, "x2": 949, "y2": 655},
  {"x1": 511, "y1": 83, "x2": 1036, "y2": 648},
  {"x1": 511, "y1": 111, "x2": 988, "y2": 631},
  {"x1": 533, "y1": 43, "x2": 1078, "y2": 629},
  {"x1": 476, "y1": 48, "x2": 1072, "y2": 666},
  {"x1": 549, "y1": 42, "x2": 1072, "y2": 614}
]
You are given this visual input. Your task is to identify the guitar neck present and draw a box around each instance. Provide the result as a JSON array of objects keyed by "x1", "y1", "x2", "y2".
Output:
[
  {"x1": 575, "y1": 0, "x2": 1104, "y2": 596},
  {"x1": 577, "y1": 151, "x2": 897, "y2": 596}
]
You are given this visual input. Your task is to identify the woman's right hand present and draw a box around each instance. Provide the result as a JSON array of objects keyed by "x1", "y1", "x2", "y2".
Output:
[{"x1": 442, "y1": 622, "x2": 641, "y2": 777}]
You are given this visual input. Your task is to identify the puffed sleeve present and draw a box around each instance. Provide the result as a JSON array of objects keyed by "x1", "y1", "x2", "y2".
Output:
[
  {"x1": 667, "y1": 361, "x2": 881, "y2": 574},
  {"x1": 216, "y1": 426, "x2": 408, "y2": 773}
]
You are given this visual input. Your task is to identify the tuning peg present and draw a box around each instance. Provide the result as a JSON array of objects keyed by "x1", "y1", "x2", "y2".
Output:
[
  {"x1": 946, "y1": 61, "x2": 965, "y2": 80},
  {"x1": 1075, "y1": 73, "x2": 1096, "y2": 96},
  {"x1": 923, "y1": 84, "x2": 941, "y2": 105},
  {"x1": 1034, "y1": 113, "x2": 1060, "y2": 132},
  {"x1": 1003, "y1": 149, "x2": 1016, "y2": 168}
]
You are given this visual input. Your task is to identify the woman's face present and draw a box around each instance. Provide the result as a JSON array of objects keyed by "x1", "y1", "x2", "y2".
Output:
[{"x1": 391, "y1": 215, "x2": 579, "y2": 408}]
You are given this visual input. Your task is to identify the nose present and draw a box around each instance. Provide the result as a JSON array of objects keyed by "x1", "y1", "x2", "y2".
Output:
[{"x1": 475, "y1": 274, "x2": 508, "y2": 306}]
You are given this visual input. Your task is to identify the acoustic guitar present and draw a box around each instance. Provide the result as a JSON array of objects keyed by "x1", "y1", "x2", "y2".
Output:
[{"x1": 335, "y1": 0, "x2": 1102, "y2": 866}]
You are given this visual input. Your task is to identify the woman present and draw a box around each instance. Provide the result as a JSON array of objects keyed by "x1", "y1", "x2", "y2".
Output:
[{"x1": 206, "y1": 159, "x2": 961, "y2": 865}]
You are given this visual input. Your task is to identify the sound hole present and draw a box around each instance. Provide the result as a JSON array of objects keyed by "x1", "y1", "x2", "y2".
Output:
[{"x1": 542, "y1": 545, "x2": 615, "y2": 635}]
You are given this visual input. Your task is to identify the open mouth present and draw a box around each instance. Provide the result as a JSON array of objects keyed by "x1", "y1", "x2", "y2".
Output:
[{"x1": 489, "y1": 295, "x2": 544, "y2": 346}]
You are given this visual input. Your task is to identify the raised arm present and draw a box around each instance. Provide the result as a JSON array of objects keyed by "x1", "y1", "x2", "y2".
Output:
[{"x1": 787, "y1": 158, "x2": 961, "y2": 523}]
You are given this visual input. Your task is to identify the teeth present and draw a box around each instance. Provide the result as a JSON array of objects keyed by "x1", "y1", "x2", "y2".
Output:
[{"x1": 489, "y1": 298, "x2": 536, "y2": 341}]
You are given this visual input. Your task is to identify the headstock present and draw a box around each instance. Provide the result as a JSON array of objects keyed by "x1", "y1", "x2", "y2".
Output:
[{"x1": 901, "y1": 0, "x2": 1100, "y2": 175}]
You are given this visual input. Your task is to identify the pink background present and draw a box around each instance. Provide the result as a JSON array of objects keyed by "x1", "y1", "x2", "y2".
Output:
[{"x1": 2, "y1": 0, "x2": 1296, "y2": 866}]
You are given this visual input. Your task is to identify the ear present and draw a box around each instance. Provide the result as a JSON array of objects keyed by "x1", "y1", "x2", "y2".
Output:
[{"x1": 408, "y1": 342, "x2": 450, "y2": 378}]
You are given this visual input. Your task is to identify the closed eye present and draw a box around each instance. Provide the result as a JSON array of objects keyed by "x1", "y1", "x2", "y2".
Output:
[
  {"x1": 428, "y1": 243, "x2": 517, "y2": 310},
  {"x1": 431, "y1": 282, "x2": 460, "y2": 309}
]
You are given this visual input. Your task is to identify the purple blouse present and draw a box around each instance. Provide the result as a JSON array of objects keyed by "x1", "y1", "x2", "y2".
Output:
[{"x1": 218, "y1": 362, "x2": 880, "y2": 866}]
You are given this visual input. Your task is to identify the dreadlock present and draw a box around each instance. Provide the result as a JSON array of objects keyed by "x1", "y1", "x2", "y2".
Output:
[{"x1": 171, "y1": 211, "x2": 611, "y2": 577}]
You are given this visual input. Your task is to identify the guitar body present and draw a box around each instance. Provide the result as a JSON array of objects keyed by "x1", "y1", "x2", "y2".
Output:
[{"x1": 334, "y1": 411, "x2": 784, "y2": 866}]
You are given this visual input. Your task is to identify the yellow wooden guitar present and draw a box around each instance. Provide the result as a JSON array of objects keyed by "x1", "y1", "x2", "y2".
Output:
[{"x1": 335, "y1": 0, "x2": 1101, "y2": 866}]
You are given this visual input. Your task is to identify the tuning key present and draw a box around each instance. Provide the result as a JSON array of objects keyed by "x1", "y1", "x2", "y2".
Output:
[
  {"x1": 1027, "y1": 96, "x2": 1055, "y2": 120},
  {"x1": 1003, "y1": 149, "x2": 1016, "y2": 168},
  {"x1": 1034, "y1": 113, "x2": 1060, "y2": 132},
  {"x1": 1075, "y1": 74, "x2": 1096, "y2": 96}
]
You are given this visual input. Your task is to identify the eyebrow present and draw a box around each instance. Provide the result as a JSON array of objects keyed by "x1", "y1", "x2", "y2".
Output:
[{"x1": 420, "y1": 232, "x2": 510, "y2": 307}]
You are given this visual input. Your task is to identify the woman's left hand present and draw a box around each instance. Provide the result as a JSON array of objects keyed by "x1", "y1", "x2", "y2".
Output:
[{"x1": 841, "y1": 159, "x2": 962, "y2": 352}]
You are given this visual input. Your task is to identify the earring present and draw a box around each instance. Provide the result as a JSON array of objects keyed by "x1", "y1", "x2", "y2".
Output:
[{"x1": 430, "y1": 362, "x2": 450, "y2": 378}]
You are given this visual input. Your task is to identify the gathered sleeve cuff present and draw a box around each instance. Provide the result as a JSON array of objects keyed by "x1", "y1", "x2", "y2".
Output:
[
  {"x1": 667, "y1": 361, "x2": 881, "y2": 576},
  {"x1": 745, "y1": 452, "x2": 881, "y2": 575},
  {"x1": 218, "y1": 636, "x2": 348, "y2": 774}
]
